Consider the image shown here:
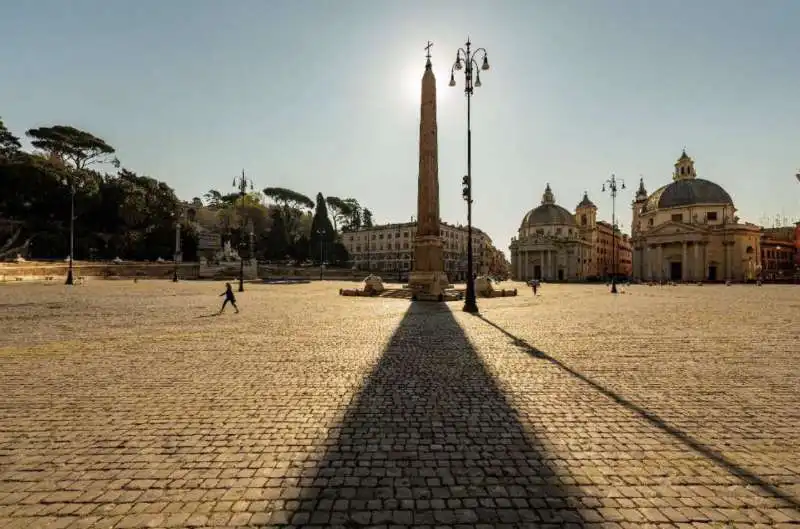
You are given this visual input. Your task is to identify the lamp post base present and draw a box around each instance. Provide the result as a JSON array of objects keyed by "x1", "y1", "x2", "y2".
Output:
[
  {"x1": 65, "y1": 269, "x2": 74, "y2": 286},
  {"x1": 172, "y1": 269, "x2": 179, "y2": 282},
  {"x1": 610, "y1": 280, "x2": 618, "y2": 294},
  {"x1": 238, "y1": 279, "x2": 244, "y2": 293},
  {"x1": 462, "y1": 298, "x2": 479, "y2": 313}
]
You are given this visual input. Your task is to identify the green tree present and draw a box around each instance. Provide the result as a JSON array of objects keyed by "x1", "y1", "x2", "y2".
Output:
[
  {"x1": 263, "y1": 186, "x2": 313, "y2": 246},
  {"x1": 325, "y1": 196, "x2": 353, "y2": 233},
  {"x1": 309, "y1": 193, "x2": 335, "y2": 264},
  {"x1": 203, "y1": 189, "x2": 239, "y2": 208},
  {"x1": 203, "y1": 189, "x2": 224, "y2": 208},
  {"x1": 362, "y1": 208, "x2": 374, "y2": 228},
  {"x1": 0, "y1": 118, "x2": 21, "y2": 161},
  {"x1": 91, "y1": 169, "x2": 182, "y2": 260},
  {"x1": 263, "y1": 208, "x2": 289, "y2": 260},
  {"x1": 340, "y1": 198, "x2": 363, "y2": 231},
  {"x1": 25, "y1": 125, "x2": 119, "y2": 170}
]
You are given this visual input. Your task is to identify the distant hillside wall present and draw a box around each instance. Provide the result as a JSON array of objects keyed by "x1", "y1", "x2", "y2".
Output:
[{"x1": 0, "y1": 262, "x2": 200, "y2": 282}]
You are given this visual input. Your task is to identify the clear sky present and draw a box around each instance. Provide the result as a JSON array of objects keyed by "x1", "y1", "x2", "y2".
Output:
[{"x1": 2, "y1": 0, "x2": 798, "y2": 254}]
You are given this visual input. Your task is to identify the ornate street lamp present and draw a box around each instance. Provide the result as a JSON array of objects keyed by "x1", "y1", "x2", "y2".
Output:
[
  {"x1": 601, "y1": 174, "x2": 625, "y2": 293},
  {"x1": 450, "y1": 38, "x2": 490, "y2": 314},
  {"x1": 233, "y1": 169, "x2": 254, "y2": 292},
  {"x1": 65, "y1": 180, "x2": 76, "y2": 285},
  {"x1": 172, "y1": 211, "x2": 182, "y2": 282}
]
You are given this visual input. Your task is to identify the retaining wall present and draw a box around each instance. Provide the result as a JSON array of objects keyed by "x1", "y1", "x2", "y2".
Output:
[{"x1": 0, "y1": 262, "x2": 200, "y2": 282}]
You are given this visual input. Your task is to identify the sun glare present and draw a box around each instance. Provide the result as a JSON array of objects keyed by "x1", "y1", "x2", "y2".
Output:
[{"x1": 400, "y1": 62, "x2": 457, "y2": 108}]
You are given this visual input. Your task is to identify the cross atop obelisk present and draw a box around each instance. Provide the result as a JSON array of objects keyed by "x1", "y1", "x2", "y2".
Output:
[{"x1": 425, "y1": 41, "x2": 433, "y2": 68}]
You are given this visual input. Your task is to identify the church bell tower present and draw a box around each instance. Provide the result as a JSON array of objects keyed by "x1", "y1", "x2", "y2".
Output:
[
  {"x1": 631, "y1": 177, "x2": 648, "y2": 236},
  {"x1": 673, "y1": 149, "x2": 697, "y2": 181}
]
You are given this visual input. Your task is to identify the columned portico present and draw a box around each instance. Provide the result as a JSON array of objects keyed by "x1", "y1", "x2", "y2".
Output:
[
  {"x1": 511, "y1": 242, "x2": 592, "y2": 282},
  {"x1": 681, "y1": 242, "x2": 688, "y2": 281},
  {"x1": 640, "y1": 238, "x2": 712, "y2": 281}
]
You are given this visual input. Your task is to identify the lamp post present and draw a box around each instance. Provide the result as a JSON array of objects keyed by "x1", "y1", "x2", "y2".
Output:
[
  {"x1": 601, "y1": 174, "x2": 625, "y2": 293},
  {"x1": 233, "y1": 169, "x2": 254, "y2": 292},
  {"x1": 248, "y1": 221, "x2": 255, "y2": 263},
  {"x1": 65, "y1": 181, "x2": 76, "y2": 285},
  {"x1": 173, "y1": 216, "x2": 181, "y2": 282},
  {"x1": 317, "y1": 228, "x2": 325, "y2": 280},
  {"x1": 450, "y1": 38, "x2": 490, "y2": 314}
]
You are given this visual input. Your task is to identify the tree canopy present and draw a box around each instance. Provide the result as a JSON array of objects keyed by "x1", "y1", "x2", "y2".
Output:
[
  {"x1": 26, "y1": 125, "x2": 119, "y2": 170},
  {"x1": 1, "y1": 119, "x2": 374, "y2": 265},
  {"x1": 0, "y1": 118, "x2": 21, "y2": 160}
]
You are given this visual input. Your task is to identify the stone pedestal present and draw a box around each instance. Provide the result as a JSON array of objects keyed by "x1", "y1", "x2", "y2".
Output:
[
  {"x1": 409, "y1": 271, "x2": 449, "y2": 300},
  {"x1": 409, "y1": 235, "x2": 448, "y2": 300}
]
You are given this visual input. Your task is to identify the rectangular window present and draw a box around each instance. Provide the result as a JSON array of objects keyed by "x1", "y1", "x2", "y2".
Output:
[
  {"x1": 671, "y1": 214, "x2": 683, "y2": 222},
  {"x1": 706, "y1": 212, "x2": 718, "y2": 221}
]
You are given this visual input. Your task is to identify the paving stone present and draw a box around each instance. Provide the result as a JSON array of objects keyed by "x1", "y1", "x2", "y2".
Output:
[{"x1": 0, "y1": 281, "x2": 797, "y2": 527}]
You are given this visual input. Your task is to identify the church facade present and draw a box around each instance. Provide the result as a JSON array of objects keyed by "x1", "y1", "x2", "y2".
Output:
[
  {"x1": 630, "y1": 151, "x2": 762, "y2": 282},
  {"x1": 509, "y1": 185, "x2": 591, "y2": 281},
  {"x1": 509, "y1": 184, "x2": 635, "y2": 282}
]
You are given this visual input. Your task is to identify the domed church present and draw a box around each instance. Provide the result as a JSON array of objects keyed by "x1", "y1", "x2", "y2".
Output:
[
  {"x1": 509, "y1": 184, "x2": 592, "y2": 281},
  {"x1": 630, "y1": 150, "x2": 762, "y2": 282}
]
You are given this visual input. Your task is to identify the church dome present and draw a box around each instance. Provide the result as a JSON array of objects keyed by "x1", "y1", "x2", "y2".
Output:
[
  {"x1": 520, "y1": 184, "x2": 576, "y2": 228},
  {"x1": 642, "y1": 150, "x2": 734, "y2": 213},
  {"x1": 643, "y1": 179, "x2": 733, "y2": 212}
]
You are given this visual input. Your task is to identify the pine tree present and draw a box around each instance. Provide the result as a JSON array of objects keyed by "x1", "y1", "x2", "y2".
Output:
[{"x1": 309, "y1": 193, "x2": 335, "y2": 264}]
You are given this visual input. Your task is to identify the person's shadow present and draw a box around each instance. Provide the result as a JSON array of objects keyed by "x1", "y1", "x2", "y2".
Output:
[{"x1": 269, "y1": 302, "x2": 584, "y2": 527}]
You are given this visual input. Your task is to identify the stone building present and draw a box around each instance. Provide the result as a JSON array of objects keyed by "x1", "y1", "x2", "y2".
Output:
[
  {"x1": 340, "y1": 221, "x2": 496, "y2": 281},
  {"x1": 574, "y1": 193, "x2": 633, "y2": 278},
  {"x1": 509, "y1": 185, "x2": 633, "y2": 281},
  {"x1": 630, "y1": 150, "x2": 762, "y2": 282},
  {"x1": 760, "y1": 226, "x2": 796, "y2": 281},
  {"x1": 509, "y1": 185, "x2": 592, "y2": 281}
]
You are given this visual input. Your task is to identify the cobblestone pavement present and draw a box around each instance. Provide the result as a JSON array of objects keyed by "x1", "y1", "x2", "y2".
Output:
[{"x1": 0, "y1": 280, "x2": 798, "y2": 529}]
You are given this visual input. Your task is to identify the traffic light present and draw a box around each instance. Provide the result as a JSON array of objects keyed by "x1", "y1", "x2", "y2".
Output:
[{"x1": 462, "y1": 175, "x2": 470, "y2": 201}]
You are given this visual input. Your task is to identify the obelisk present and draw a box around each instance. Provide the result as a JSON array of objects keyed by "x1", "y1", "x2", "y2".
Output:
[{"x1": 409, "y1": 42, "x2": 449, "y2": 301}]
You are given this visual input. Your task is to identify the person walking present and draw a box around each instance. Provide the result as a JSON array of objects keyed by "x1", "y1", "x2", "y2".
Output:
[{"x1": 219, "y1": 282, "x2": 239, "y2": 314}]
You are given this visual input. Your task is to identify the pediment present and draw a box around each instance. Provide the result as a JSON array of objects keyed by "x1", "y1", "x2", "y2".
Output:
[{"x1": 647, "y1": 221, "x2": 708, "y2": 236}]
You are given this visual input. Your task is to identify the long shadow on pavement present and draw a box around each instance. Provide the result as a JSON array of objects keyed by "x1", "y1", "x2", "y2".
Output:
[
  {"x1": 476, "y1": 313, "x2": 800, "y2": 512},
  {"x1": 277, "y1": 302, "x2": 586, "y2": 527}
]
